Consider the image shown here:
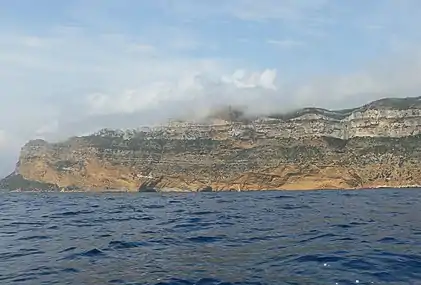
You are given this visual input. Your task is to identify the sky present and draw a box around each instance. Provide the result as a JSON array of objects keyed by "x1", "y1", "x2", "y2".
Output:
[{"x1": 1, "y1": 0, "x2": 421, "y2": 175}]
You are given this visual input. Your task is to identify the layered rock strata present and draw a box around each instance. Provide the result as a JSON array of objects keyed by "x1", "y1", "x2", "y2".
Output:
[{"x1": 2, "y1": 96, "x2": 421, "y2": 191}]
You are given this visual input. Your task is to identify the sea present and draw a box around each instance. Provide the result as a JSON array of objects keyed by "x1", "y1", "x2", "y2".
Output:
[{"x1": 0, "y1": 189, "x2": 421, "y2": 285}]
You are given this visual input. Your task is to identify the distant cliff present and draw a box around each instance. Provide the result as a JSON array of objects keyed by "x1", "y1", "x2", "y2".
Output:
[{"x1": 2, "y1": 96, "x2": 421, "y2": 192}]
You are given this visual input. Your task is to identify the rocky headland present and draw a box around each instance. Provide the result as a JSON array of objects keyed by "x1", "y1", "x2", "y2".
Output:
[{"x1": 2, "y1": 96, "x2": 421, "y2": 192}]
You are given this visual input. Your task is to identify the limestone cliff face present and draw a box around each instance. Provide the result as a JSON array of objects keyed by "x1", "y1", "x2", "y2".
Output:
[{"x1": 3, "y1": 96, "x2": 421, "y2": 191}]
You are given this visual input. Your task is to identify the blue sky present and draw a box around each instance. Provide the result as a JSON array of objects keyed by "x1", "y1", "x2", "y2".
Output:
[{"x1": 1, "y1": 0, "x2": 421, "y2": 174}]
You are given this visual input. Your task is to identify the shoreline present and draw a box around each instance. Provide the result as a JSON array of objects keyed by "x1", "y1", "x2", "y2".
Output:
[{"x1": 8, "y1": 184, "x2": 421, "y2": 193}]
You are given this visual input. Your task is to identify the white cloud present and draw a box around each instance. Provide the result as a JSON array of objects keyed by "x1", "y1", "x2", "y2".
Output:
[
  {"x1": 85, "y1": 69, "x2": 279, "y2": 118},
  {"x1": 126, "y1": 43, "x2": 157, "y2": 54},
  {"x1": 0, "y1": 130, "x2": 21, "y2": 177},
  {"x1": 291, "y1": 48, "x2": 421, "y2": 109},
  {"x1": 169, "y1": 37, "x2": 201, "y2": 51},
  {"x1": 0, "y1": 130, "x2": 8, "y2": 149},
  {"x1": 222, "y1": 69, "x2": 277, "y2": 90},
  {"x1": 2, "y1": 25, "x2": 421, "y2": 141},
  {"x1": 0, "y1": 26, "x2": 229, "y2": 133},
  {"x1": 35, "y1": 121, "x2": 59, "y2": 137},
  {"x1": 3, "y1": 24, "x2": 421, "y2": 148},
  {"x1": 21, "y1": 36, "x2": 50, "y2": 48},
  {"x1": 87, "y1": 86, "x2": 168, "y2": 116},
  {"x1": 267, "y1": 39, "x2": 305, "y2": 48}
]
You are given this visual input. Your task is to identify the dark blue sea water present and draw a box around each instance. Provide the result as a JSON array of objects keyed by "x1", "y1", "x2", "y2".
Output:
[{"x1": 1, "y1": 189, "x2": 421, "y2": 285}]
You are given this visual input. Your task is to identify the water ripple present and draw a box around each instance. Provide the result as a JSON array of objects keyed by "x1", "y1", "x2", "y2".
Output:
[{"x1": 0, "y1": 189, "x2": 420, "y2": 284}]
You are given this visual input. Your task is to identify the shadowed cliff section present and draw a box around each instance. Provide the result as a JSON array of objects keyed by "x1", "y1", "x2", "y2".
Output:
[
  {"x1": 0, "y1": 173, "x2": 60, "y2": 191},
  {"x1": 3, "y1": 96, "x2": 421, "y2": 192}
]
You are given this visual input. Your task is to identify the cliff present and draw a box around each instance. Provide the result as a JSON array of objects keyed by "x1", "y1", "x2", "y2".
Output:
[{"x1": 2, "y1": 96, "x2": 421, "y2": 192}]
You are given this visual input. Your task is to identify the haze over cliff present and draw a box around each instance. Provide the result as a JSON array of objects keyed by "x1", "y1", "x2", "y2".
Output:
[{"x1": 2, "y1": 96, "x2": 421, "y2": 192}]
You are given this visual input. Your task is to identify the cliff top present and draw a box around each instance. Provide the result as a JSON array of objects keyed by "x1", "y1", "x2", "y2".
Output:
[
  {"x1": 269, "y1": 96, "x2": 421, "y2": 121},
  {"x1": 361, "y1": 96, "x2": 421, "y2": 110},
  {"x1": 22, "y1": 95, "x2": 421, "y2": 149},
  {"x1": 206, "y1": 96, "x2": 421, "y2": 122}
]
